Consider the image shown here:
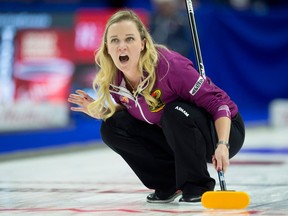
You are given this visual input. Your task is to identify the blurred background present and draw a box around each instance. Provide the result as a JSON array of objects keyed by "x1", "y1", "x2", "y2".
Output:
[{"x1": 0, "y1": 0, "x2": 288, "y2": 156}]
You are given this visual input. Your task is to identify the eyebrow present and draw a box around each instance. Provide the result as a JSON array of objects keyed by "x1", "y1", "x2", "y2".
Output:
[{"x1": 109, "y1": 33, "x2": 135, "y2": 38}]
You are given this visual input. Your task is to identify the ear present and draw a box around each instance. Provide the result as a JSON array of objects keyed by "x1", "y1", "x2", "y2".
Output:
[
  {"x1": 105, "y1": 42, "x2": 110, "y2": 54},
  {"x1": 141, "y1": 38, "x2": 146, "y2": 51}
]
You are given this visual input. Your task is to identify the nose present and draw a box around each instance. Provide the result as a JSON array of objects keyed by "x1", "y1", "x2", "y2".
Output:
[{"x1": 118, "y1": 41, "x2": 127, "y2": 51}]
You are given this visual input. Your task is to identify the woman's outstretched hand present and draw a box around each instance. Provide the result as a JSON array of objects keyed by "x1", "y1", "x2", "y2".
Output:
[{"x1": 67, "y1": 89, "x2": 95, "y2": 117}]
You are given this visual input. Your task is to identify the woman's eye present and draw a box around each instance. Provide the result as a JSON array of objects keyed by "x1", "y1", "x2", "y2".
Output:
[
  {"x1": 111, "y1": 38, "x2": 119, "y2": 43},
  {"x1": 126, "y1": 37, "x2": 134, "y2": 42}
]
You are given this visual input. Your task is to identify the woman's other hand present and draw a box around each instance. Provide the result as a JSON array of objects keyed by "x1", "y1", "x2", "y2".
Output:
[{"x1": 67, "y1": 89, "x2": 95, "y2": 117}]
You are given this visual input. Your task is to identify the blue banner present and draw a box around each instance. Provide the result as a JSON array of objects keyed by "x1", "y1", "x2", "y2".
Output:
[{"x1": 195, "y1": 4, "x2": 288, "y2": 122}]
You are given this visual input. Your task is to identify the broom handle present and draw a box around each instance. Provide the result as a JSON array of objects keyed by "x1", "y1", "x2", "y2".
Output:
[
  {"x1": 185, "y1": 0, "x2": 228, "y2": 192},
  {"x1": 184, "y1": 0, "x2": 206, "y2": 79},
  {"x1": 218, "y1": 170, "x2": 227, "y2": 191}
]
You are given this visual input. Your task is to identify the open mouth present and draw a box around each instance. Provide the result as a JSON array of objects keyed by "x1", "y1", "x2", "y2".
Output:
[{"x1": 119, "y1": 55, "x2": 129, "y2": 63}]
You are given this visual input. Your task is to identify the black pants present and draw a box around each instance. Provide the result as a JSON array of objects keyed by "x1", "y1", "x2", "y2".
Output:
[{"x1": 100, "y1": 101, "x2": 245, "y2": 195}]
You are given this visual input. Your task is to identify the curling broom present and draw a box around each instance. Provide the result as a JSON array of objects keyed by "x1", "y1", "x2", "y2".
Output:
[{"x1": 184, "y1": 0, "x2": 250, "y2": 209}]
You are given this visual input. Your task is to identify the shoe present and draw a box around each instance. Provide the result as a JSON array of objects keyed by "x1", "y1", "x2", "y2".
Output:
[
  {"x1": 179, "y1": 194, "x2": 202, "y2": 204},
  {"x1": 146, "y1": 190, "x2": 182, "y2": 203}
]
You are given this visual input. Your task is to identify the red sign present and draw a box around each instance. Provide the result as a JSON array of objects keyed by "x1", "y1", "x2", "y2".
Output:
[
  {"x1": 14, "y1": 29, "x2": 74, "y2": 61},
  {"x1": 73, "y1": 9, "x2": 149, "y2": 64},
  {"x1": 13, "y1": 29, "x2": 75, "y2": 102}
]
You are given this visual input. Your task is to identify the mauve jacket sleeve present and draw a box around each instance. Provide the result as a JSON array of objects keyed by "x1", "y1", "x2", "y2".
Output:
[{"x1": 166, "y1": 55, "x2": 238, "y2": 120}]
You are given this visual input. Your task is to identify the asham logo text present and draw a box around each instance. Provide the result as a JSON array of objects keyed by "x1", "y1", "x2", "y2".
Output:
[{"x1": 175, "y1": 106, "x2": 189, "y2": 117}]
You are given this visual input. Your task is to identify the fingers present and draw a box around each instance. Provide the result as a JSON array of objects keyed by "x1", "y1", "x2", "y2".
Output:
[
  {"x1": 75, "y1": 90, "x2": 86, "y2": 98},
  {"x1": 76, "y1": 89, "x2": 91, "y2": 100},
  {"x1": 216, "y1": 157, "x2": 229, "y2": 173},
  {"x1": 68, "y1": 90, "x2": 88, "y2": 101},
  {"x1": 216, "y1": 156, "x2": 223, "y2": 172},
  {"x1": 67, "y1": 90, "x2": 96, "y2": 117},
  {"x1": 76, "y1": 89, "x2": 86, "y2": 95},
  {"x1": 70, "y1": 107, "x2": 84, "y2": 112},
  {"x1": 68, "y1": 89, "x2": 92, "y2": 105},
  {"x1": 67, "y1": 94, "x2": 83, "y2": 106},
  {"x1": 212, "y1": 154, "x2": 229, "y2": 173},
  {"x1": 212, "y1": 155, "x2": 217, "y2": 170}
]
